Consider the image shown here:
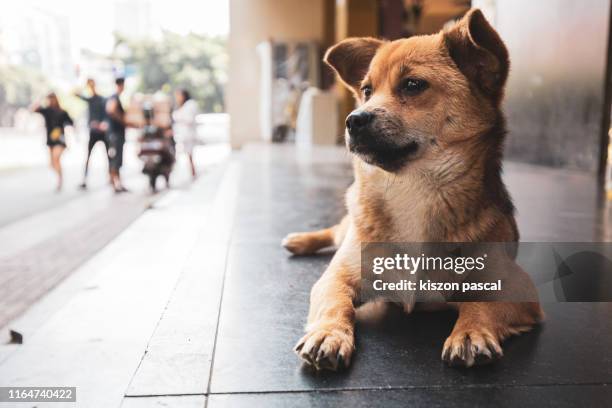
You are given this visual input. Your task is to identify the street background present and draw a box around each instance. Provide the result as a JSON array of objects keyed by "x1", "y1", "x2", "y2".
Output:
[
  {"x1": 0, "y1": 0, "x2": 230, "y2": 329},
  {"x1": 0, "y1": 123, "x2": 230, "y2": 329}
]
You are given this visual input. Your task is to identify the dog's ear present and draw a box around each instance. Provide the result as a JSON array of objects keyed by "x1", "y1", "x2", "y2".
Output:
[
  {"x1": 444, "y1": 9, "x2": 509, "y2": 102},
  {"x1": 324, "y1": 37, "x2": 384, "y2": 95}
]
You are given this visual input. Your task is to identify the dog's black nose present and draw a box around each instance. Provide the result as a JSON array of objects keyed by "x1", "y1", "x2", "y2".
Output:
[{"x1": 346, "y1": 110, "x2": 373, "y2": 134}]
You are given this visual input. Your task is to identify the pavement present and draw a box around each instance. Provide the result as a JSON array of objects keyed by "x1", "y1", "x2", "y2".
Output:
[
  {"x1": 0, "y1": 143, "x2": 610, "y2": 407},
  {"x1": 0, "y1": 127, "x2": 230, "y2": 330}
]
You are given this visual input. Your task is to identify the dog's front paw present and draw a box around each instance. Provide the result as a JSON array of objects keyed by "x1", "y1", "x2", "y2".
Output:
[
  {"x1": 294, "y1": 324, "x2": 354, "y2": 371},
  {"x1": 442, "y1": 328, "x2": 503, "y2": 367}
]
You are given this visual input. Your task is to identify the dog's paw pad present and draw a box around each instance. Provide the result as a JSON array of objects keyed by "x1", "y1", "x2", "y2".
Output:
[
  {"x1": 294, "y1": 328, "x2": 354, "y2": 371},
  {"x1": 441, "y1": 329, "x2": 502, "y2": 367}
]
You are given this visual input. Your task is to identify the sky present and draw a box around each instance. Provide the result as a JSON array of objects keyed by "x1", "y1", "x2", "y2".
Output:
[{"x1": 6, "y1": 0, "x2": 229, "y2": 54}]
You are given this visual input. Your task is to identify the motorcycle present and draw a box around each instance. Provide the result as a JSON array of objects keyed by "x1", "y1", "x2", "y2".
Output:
[{"x1": 138, "y1": 105, "x2": 175, "y2": 192}]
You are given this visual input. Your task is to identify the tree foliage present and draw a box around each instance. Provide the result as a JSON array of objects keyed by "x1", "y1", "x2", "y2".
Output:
[{"x1": 114, "y1": 31, "x2": 227, "y2": 113}]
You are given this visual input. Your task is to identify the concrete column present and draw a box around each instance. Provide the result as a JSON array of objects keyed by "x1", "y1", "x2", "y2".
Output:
[{"x1": 227, "y1": 0, "x2": 326, "y2": 149}]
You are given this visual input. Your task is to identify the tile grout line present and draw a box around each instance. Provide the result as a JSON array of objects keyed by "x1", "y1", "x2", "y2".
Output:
[
  {"x1": 202, "y1": 245, "x2": 230, "y2": 408},
  {"x1": 119, "y1": 380, "x2": 612, "y2": 399},
  {"x1": 204, "y1": 159, "x2": 242, "y2": 408}
]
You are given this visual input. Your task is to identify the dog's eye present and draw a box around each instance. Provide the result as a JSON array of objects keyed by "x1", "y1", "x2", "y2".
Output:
[
  {"x1": 400, "y1": 78, "x2": 428, "y2": 95},
  {"x1": 361, "y1": 85, "x2": 372, "y2": 100}
]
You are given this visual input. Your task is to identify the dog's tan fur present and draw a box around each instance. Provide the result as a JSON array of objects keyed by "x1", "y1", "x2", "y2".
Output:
[{"x1": 285, "y1": 9, "x2": 543, "y2": 370}]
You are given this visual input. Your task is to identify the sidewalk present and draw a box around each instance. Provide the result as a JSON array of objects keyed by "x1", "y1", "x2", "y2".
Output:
[
  {"x1": 0, "y1": 144, "x2": 611, "y2": 408},
  {"x1": 0, "y1": 134, "x2": 230, "y2": 329},
  {"x1": 0, "y1": 155, "x2": 236, "y2": 407}
]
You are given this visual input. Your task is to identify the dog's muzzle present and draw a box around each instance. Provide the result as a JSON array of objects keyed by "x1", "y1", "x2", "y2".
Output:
[{"x1": 346, "y1": 110, "x2": 419, "y2": 172}]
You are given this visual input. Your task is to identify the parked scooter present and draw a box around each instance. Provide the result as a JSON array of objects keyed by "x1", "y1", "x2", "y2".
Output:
[{"x1": 138, "y1": 104, "x2": 175, "y2": 192}]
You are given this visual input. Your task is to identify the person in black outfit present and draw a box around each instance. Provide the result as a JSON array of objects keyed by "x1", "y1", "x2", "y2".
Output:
[
  {"x1": 106, "y1": 77, "x2": 128, "y2": 193},
  {"x1": 74, "y1": 78, "x2": 108, "y2": 189},
  {"x1": 31, "y1": 93, "x2": 74, "y2": 191}
]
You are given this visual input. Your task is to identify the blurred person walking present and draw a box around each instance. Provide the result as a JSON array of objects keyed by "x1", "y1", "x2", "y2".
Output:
[
  {"x1": 105, "y1": 77, "x2": 129, "y2": 193},
  {"x1": 31, "y1": 93, "x2": 74, "y2": 191},
  {"x1": 74, "y1": 78, "x2": 108, "y2": 189},
  {"x1": 172, "y1": 89, "x2": 199, "y2": 179}
]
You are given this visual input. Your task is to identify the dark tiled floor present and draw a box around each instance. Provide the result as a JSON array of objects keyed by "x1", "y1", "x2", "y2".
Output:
[
  {"x1": 124, "y1": 144, "x2": 612, "y2": 407},
  {"x1": 202, "y1": 145, "x2": 612, "y2": 406}
]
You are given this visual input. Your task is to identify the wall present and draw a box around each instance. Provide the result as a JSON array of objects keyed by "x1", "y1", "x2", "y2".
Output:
[
  {"x1": 227, "y1": 0, "x2": 326, "y2": 148},
  {"x1": 482, "y1": 0, "x2": 612, "y2": 172}
]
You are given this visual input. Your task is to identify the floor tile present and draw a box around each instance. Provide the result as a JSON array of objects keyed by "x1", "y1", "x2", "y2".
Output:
[
  {"x1": 125, "y1": 246, "x2": 226, "y2": 396},
  {"x1": 207, "y1": 385, "x2": 612, "y2": 408}
]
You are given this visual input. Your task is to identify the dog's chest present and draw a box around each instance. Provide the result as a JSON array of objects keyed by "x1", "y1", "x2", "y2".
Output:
[{"x1": 347, "y1": 178, "x2": 430, "y2": 242}]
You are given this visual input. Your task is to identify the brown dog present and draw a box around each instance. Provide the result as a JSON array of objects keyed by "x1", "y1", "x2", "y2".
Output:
[{"x1": 283, "y1": 9, "x2": 543, "y2": 370}]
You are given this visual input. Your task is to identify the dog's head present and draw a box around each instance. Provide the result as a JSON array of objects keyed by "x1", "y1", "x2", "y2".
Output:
[{"x1": 325, "y1": 9, "x2": 509, "y2": 172}]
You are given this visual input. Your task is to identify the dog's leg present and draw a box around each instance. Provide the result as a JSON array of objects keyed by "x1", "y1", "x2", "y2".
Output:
[
  {"x1": 282, "y1": 215, "x2": 349, "y2": 255},
  {"x1": 294, "y1": 233, "x2": 359, "y2": 370},
  {"x1": 442, "y1": 301, "x2": 543, "y2": 367}
]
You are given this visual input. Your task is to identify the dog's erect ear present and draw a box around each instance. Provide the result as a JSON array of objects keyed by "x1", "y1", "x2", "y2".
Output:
[
  {"x1": 324, "y1": 37, "x2": 384, "y2": 94},
  {"x1": 444, "y1": 9, "x2": 509, "y2": 102}
]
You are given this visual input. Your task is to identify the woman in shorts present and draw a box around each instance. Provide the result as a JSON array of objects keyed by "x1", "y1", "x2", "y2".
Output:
[{"x1": 32, "y1": 93, "x2": 74, "y2": 191}]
